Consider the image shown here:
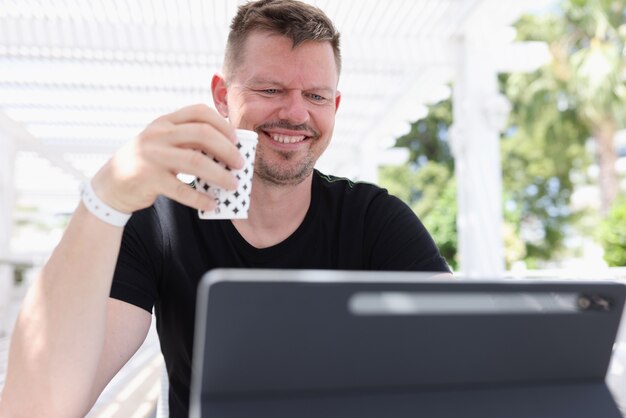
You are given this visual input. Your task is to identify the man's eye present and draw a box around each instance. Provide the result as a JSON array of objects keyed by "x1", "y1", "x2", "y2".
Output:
[
  {"x1": 261, "y1": 89, "x2": 279, "y2": 95},
  {"x1": 307, "y1": 93, "x2": 327, "y2": 102}
]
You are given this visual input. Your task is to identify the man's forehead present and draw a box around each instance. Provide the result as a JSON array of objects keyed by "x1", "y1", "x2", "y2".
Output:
[
  {"x1": 232, "y1": 46, "x2": 338, "y2": 88},
  {"x1": 244, "y1": 30, "x2": 321, "y2": 50},
  {"x1": 239, "y1": 31, "x2": 338, "y2": 70}
]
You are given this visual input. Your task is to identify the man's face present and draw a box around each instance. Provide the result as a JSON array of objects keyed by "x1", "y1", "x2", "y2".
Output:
[{"x1": 217, "y1": 31, "x2": 341, "y2": 186}]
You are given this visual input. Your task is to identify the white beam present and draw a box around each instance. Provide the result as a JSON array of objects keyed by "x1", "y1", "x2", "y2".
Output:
[
  {"x1": 451, "y1": 26, "x2": 508, "y2": 278},
  {"x1": 449, "y1": 0, "x2": 551, "y2": 277},
  {"x1": 0, "y1": 124, "x2": 16, "y2": 336},
  {"x1": 18, "y1": 139, "x2": 119, "y2": 155},
  {"x1": 463, "y1": 0, "x2": 556, "y2": 30},
  {"x1": 494, "y1": 41, "x2": 551, "y2": 73},
  {"x1": 355, "y1": 66, "x2": 453, "y2": 182},
  {"x1": 0, "y1": 111, "x2": 86, "y2": 181}
]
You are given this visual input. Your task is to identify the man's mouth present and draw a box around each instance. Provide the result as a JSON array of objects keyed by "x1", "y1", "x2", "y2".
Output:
[
  {"x1": 269, "y1": 133, "x2": 307, "y2": 144},
  {"x1": 256, "y1": 121, "x2": 319, "y2": 146},
  {"x1": 262, "y1": 131, "x2": 310, "y2": 144}
]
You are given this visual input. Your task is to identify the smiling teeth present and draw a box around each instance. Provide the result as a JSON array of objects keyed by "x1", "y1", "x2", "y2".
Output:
[{"x1": 271, "y1": 134, "x2": 306, "y2": 144}]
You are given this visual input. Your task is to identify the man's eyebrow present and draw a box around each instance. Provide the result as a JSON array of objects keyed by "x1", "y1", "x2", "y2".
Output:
[
  {"x1": 247, "y1": 77, "x2": 281, "y2": 86},
  {"x1": 246, "y1": 77, "x2": 335, "y2": 93},
  {"x1": 308, "y1": 86, "x2": 336, "y2": 94}
]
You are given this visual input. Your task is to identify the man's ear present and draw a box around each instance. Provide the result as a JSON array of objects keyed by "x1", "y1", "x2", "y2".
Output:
[
  {"x1": 334, "y1": 90, "x2": 341, "y2": 113},
  {"x1": 211, "y1": 73, "x2": 229, "y2": 117}
]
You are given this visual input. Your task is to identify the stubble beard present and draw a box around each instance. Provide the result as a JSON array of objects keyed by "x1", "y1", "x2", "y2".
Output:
[{"x1": 254, "y1": 147, "x2": 315, "y2": 186}]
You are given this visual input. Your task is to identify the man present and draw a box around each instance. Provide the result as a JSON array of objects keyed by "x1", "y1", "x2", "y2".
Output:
[{"x1": 0, "y1": 1, "x2": 450, "y2": 417}]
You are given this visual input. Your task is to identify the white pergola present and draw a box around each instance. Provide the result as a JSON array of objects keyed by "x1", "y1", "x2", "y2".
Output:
[{"x1": 0, "y1": 0, "x2": 552, "y2": 324}]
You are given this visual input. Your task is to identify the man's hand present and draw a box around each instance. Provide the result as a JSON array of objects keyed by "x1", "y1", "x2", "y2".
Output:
[{"x1": 92, "y1": 104, "x2": 245, "y2": 214}]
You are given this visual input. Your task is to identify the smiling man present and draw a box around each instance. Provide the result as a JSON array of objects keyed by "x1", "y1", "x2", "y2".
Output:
[{"x1": 0, "y1": 1, "x2": 450, "y2": 417}]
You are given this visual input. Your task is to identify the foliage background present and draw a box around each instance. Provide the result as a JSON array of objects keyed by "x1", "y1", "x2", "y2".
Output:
[{"x1": 379, "y1": 0, "x2": 626, "y2": 270}]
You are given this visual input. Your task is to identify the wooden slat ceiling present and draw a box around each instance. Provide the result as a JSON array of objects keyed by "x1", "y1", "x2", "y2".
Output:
[{"x1": 0, "y1": 0, "x2": 550, "y2": 213}]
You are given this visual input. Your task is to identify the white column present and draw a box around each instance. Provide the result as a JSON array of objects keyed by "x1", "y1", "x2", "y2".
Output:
[
  {"x1": 451, "y1": 29, "x2": 510, "y2": 278},
  {"x1": 0, "y1": 128, "x2": 17, "y2": 336}
]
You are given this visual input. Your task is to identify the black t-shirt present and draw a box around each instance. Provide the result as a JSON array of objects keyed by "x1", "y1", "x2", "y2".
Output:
[{"x1": 111, "y1": 170, "x2": 449, "y2": 417}]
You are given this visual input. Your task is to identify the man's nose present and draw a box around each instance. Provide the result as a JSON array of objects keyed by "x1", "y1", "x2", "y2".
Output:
[{"x1": 278, "y1": 90, "x2": 310, "y2": 125}]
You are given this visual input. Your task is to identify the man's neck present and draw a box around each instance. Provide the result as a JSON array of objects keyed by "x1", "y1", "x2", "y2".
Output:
[{"x1": 232, "y1": 173, "x2": 313, "y2": 248}]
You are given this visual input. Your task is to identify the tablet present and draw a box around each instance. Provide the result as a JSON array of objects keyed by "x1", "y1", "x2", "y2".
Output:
[{"x1": 190, "y1": 269, "x2": 626, "y2": 418}]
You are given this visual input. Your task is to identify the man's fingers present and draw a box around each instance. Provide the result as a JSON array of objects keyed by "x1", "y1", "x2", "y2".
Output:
[
  {"x1": 159, "y1": 176, "x2": 217, "y2": 212},
  {"x1": 155, "y1": 104, "x2": 236, "y2": 143},
  {"x1": 151, "y1": 147, "x2": 239, "y2": 191},
  {"x1": 164, "y1": 123, "x2": 245, "y2": 170},
  {"x1": 98, "y1": 105, "x2": 244, "y2": 213}
]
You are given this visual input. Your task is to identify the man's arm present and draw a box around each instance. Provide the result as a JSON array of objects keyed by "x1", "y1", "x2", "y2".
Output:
[
  {"x1": 88, "y1": 299, "x2": 153, "y2": 410},
  {"x1": 0, "y1": 104, "x2": 242, "y2": 417},
  {"x1": 0, "y1": 205, "x2": 141, "y2": 417}
]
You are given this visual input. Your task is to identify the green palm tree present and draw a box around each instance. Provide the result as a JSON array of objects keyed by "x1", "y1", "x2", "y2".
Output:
[{"x1": 558, "y1": 0, "x2": 626, "y2": 213}]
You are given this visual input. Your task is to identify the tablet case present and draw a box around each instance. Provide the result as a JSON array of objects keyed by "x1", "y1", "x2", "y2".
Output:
[{"x1": 190, "y1": 269, "x2": 626, "y2": 418}]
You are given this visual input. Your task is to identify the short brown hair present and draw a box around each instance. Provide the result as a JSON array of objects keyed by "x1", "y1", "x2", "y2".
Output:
[{"x1": 224, "y1": 0, "x2": 341, "y2": 79}]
